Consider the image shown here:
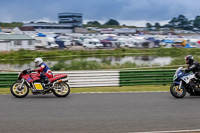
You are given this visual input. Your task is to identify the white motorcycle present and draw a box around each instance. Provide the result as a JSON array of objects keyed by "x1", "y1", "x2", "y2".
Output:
[{"x1": 170, "y1": 67, "x2": 200, "y2": 98}]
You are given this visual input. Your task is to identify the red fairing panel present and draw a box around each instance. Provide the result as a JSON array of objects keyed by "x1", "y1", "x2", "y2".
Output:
[
  {"x1": 49, "y1": 74, "x2": 67, "y2": 82},
  {"x1": 22, "y1": 75, "x2": 33, "y2": 82},
  {"x1": 22, "y1": 73, "x2": 40, "y2": 83},
  {"x1": 30, "y1": 73, "x2": 40, "y2": 81}
]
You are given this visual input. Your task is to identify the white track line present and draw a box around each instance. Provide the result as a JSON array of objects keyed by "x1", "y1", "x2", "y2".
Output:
[
  {"x1": 73, "y1": 91, "x2": 169, "y2": 94},
  {"x1": 133, "y1": 129, "x2": 200, "y2": 133},
  {"x1": 0, "y1": 91, "x2": 169, "y2": 95}
]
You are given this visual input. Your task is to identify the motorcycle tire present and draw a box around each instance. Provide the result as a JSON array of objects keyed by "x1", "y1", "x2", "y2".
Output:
[
  {"x1": 52, "y1": 82, "x2": 70, "y2": 97},
  {"x1": 10, "y1": 81, "x2": 29, "y2": 98},
  {"x1": 170, "y1": 83, "x2": 186, "y2": 98}
]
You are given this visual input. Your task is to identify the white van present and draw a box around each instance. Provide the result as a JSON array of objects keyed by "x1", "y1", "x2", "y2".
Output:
[
  {"x1": 34, "y1": 36, "x2": 59, "y2": 49},
  {"x1": 118, "y1": 38, "x2": 136, "y2": 48},
  {"x1": 82, "y1": 38, "x2": 103, "y2": 49}
]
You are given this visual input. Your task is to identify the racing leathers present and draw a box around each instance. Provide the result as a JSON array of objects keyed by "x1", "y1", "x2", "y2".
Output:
[
  {"x1": 185, "y1": 61, "x2": 200, "y2": 79},
  {"x1": 35, "y1": 62, "x2": 53, "y2": 86}
]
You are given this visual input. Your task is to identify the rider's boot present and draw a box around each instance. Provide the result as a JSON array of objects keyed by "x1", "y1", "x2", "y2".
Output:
[{"x1": 44, "y1": 78, "x2": 52, "y2": 89}]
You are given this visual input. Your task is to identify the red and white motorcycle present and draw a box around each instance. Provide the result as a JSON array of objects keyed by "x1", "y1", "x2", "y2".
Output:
[{"x1": 10, "y1": 68, "x2": 70, "y2": 98}]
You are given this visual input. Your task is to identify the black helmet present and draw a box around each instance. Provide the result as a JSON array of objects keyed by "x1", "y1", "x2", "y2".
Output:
[{"x1": 185, "y1": 55, "x2": 194, "y2": 64}]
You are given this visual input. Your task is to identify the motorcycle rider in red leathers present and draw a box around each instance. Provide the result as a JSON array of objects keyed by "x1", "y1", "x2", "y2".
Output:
[{"x1": 34, "y1": 58, "x2": 53, "y2": 87}]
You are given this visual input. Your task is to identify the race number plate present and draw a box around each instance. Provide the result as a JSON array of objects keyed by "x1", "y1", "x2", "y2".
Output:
[{"x1": 34, "y1": 83, "x2": 44, "y2": 90}]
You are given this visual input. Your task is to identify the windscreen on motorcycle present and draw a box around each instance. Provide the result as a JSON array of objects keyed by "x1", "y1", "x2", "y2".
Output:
[
  {"x1": 175, "y1": 67, "x2": 183, "y2": 75},
  {"x1": 176, "y1": 67, "x2": 183, "y2": 72},
  {"x1": 174, "y1": 67, "x2": 183, "y2": 81}
]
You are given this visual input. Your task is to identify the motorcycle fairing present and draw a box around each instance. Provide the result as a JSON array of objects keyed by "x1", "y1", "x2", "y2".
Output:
[
  {"x1": 30, "y1": 73, "x2": 40, "y2": 81},
  {"x1": 22, "y1": 75, "x2": 34, "y2": 82},
  {"x1": 49, "y1": 74, "x2": 67, "y2": 82},
  {"x1": 180, "y1": 74, "x2": 195, "y2": 84},
  {"x1": 22, "y1": 73, "x2": 67, "y2": 83},
  {"x1": 22, "y1": 73, "x2": 40, "y2": 83},
  {"x1": 174, "y1": 81, "x2": 180, "y2": 85}
]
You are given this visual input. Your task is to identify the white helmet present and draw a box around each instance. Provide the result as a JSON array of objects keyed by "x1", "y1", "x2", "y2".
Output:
[{"x1": 34, "y1": 57, "x2": 43, "y2": 67}]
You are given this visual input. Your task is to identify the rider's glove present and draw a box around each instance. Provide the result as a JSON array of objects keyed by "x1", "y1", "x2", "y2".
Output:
[
  {"x1": 27, "y1": 70, "x2": 35, "y2": 73},
  {"x1": 31, "y1": 70, "x2": 35, "y2": 72}
]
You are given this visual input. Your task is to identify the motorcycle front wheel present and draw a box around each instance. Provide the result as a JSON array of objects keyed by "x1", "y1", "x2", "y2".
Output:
[
  {"x1": 10, "y1": 81, "x2": 29, "y2": 98},
  {"x1": 52, "y1": 82, "x2": 70, "y2": 97},
  {"x1": 170, "y1": 83, "x2": 186, "y2": 98}
]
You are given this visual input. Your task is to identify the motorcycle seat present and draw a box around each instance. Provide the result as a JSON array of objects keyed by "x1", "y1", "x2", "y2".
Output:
[{"x1": 49, "y1": 74, "x2": 67, "y2": 82}]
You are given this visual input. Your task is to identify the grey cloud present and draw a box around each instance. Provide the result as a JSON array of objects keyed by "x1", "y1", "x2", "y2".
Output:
[{"x1": 0, "y1": 0, "x2": 200, "y2": 22}]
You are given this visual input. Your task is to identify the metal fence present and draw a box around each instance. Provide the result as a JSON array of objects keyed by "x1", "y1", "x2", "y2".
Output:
[
  {"x1": 0, "y1": 69, "x2": 176, "y2": 88},
  {"x1": 0, "y1": 73, "x2": 18, "y2": 88},
  {"x1": 56, "y1": 70, "x2": 119, "y2": 88},
  {"x1": 120, "y1": 69, "x2": 175, "y2": 86}
]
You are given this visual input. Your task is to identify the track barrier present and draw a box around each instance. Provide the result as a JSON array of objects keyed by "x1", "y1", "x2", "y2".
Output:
[{"x1": 0, "y1": 69, "x2": 175, "y2": 88}]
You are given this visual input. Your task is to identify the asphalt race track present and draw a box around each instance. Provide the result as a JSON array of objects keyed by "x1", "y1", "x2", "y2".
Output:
[{"x1": 1, "y1": 92, "x2": 200, "y2": 133}]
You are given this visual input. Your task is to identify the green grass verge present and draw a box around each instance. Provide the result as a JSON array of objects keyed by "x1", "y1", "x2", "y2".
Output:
[
  {"x1": 0, "y1": 85, "x2": 170, "y2": 94},
  {"x1": 0, "y1": 48, "x2": 200, "y2": 70},
  {"x1": 1, "y1": 48, "x2": 200, "y2": 61}
]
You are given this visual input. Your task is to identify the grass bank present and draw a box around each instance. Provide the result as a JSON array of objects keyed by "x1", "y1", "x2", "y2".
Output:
[
  {"x1": 0, "y1": 85, "x2": 170, "y2": 94},
  {"x1": 51, "y1": 60, "x2": 152, "y2": 70},
  {"x1": 1, "y1": 48, "x2": 200, "y2": 70},
  {"x1": 1, "y1": 48, "x2": 200, "y2": 60}
]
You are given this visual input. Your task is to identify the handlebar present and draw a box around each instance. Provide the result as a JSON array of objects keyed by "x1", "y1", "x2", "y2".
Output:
[{"x1": 22, "y1": 68, "x2": 35, "y2": 74}]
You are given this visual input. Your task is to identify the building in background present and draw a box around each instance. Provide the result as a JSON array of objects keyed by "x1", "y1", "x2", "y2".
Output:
[
  {"x1": 58, "y1": 12, "x2": 82, "y2": 27},
  {"x1": 23, "y1": 22, "x2": 73, "y2": 33},
  {"x1": 13, "y1": 26, "x2": 37, "y2": 36},
  {"x1": 0, "y1": 34, "x2": 35, "y2": 51},
  {"x1": 23, "y1": 12, "x2": 83, "y2": 34}
]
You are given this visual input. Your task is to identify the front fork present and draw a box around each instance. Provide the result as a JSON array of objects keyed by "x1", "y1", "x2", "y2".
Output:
[
  {"x1": 174, "y1": 80, "x2": 183, "y2": 91},
  {"x1": 19, "y1": 78, "x2": 25, "y2": 89},
  {"x1": 178, "y1": 81, "x2": 182, "y2": 91}
]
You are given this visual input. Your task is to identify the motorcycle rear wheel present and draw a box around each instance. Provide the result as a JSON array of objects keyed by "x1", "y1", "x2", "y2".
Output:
[
  {"x1": 52, "y1": 82, "x2": 70, "y2": 97},
  {"x1": 170, "y1": 83, "x2": 186, "y2": 98},
  {"x1": 10, "y1": 81, "x2": 29, "y2": 98}
]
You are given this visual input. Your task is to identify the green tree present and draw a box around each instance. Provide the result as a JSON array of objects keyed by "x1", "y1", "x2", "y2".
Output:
[
  {"x1": 154, "y1": 23, "x2": 161, "y2": 29},
  {"x1": 92, "y1": 21, "x2": 101, "y2": 25},
  {"x1": 146, "y1": 23, "x2": 152, "y2": 28},
  {"x1": 168, "y1": 15, "x2": 191, "y2": 30},
  {"x1": 177, "y1": 15, "x2": 189, "y2": 29},
  {"x1": 193, "y1": 16, "x2": 200, "y2": 28},
  {"x1": 168, "y1": 17, "x2": 178, "y2": 28},
  {"x1": 87, "y1": 21, "x2": 101, "y2": 25},
  {"x1": 0, "y1": 22, "x2": 23, "y2": 28},
  {"x1": 87, "y1": 21, "x2": 93, "y2": 25},
  {"x1": 162, "y1": 24, "x2": 170, "y2": 28},
  {"x1": 186, "y1": 20, "x2": 194, "y2": 30},
  {"x1": 104, "y1": 19, "x2": 120, "y2": 25}
]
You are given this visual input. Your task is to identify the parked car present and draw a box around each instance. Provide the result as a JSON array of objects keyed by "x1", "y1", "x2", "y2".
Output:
[
  {"x1": 34, "y1": 36, "x2": 59, "y2": 49},
  {"x1": 83, "y1": 38, "x2": 103, "y2": 49}
]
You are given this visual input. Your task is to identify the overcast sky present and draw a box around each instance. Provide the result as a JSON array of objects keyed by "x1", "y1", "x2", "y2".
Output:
[{"x1": 0, "y1": 0, "x2": 200, "y2": 27}]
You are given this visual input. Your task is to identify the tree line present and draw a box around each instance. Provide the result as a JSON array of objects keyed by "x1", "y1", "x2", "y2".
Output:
[
  {"x1": 1, "y1": 15, "x2": 200, "y2": 30},
  {"x1": 86, "y1": 15, "x2": 200, "y2": 30},
  {"x1": 146, "y1": 14, "x2": 200, "y2": 30},
  {"x1": 0, "y1": 22, "x2": 23, "y2": 28}
]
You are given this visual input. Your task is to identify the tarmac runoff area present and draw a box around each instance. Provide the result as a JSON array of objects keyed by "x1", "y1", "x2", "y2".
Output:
[{"x1": 1, "y1": 92, "x2": 200, "y2": 133}]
